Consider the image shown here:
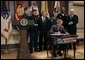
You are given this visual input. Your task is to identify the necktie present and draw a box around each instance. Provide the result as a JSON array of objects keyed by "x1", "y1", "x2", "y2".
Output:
[
  {"x1": 70, "y1": 15, "x2": 73, "y2": 20},
  {"x1": 42, "y1": 17, "x2": 45, "y2": 22}
]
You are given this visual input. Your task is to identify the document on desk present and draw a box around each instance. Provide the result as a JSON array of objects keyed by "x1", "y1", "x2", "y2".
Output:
[
  {"x1": 50, "y1": 33, "x2": 77, "y2": 44},
  {"x1": 50, "y1": 33, "x2": 67, "y2": 36}
]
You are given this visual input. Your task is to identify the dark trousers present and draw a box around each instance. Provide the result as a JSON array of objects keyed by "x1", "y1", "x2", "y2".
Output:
[
  {"x1": 30, "y1": 31, "x2": 38, "y2": 52},
  {"x1": 39, "y1": 31, "x2": 48, "y2": 50},
  {"x1": 67, "y1": 26, "x2": 77, "y2": 48},
  {"x1": 67, "y1": 26, "x2": 77, "y2": 35}
]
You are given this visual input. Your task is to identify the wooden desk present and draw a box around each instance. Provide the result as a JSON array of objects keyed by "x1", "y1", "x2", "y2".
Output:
[{"x1": 47, "y1": 34, "x2": 78, "y2": 59}]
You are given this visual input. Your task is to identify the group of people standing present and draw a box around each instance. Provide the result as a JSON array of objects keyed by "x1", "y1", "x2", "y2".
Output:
[{"x1": 14, "y1": 4, "x2": 78, "y2": 54}]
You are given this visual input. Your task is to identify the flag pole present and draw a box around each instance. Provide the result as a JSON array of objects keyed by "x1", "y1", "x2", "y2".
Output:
[
  {"x1": 2, "y1": 38, "x2": 10, "y2": 54},
  {"x1": 1, "y1": 33, "x2": 9, "y2": 54},
  {"x1": 4, "y1": 38, "x2": 9, "y2": 53}
]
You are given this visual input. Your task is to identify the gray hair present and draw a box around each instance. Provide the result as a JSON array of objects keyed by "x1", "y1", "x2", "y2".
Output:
[{"x1": 70, "y1": 9, "x2": 75, "y2": 12}]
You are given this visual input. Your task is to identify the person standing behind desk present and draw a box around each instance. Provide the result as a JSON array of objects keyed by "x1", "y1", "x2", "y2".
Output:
[
  {"x1": 50, "y1": 19, "x2": 69, "y2": 57},
  {"x1": 67, "y1": 9, "x2": 78, "y2": 35},
  {"x1": 67, "y1": 9, "x2": 79, "y2": 48},
  {"x1": 57, "y1": 7, "x2": 68, "y2": 31},
  {"x1": 39, "y1": 11, "x2": 52, "y2": 51}
]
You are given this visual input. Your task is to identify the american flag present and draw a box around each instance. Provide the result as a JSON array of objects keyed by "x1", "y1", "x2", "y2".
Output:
[
  {"x1": 1, "y1": 12, "x2": 12, "y2": 40},
  {"x1": 54, "y1": 1, "x2": 60, "y2": 13}
]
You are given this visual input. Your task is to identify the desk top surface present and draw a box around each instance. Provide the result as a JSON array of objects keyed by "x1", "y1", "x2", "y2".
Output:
[
  {"x1": 50, "y1": 34, "x2": 67, "y2": 36},
  {"x1": 50, "y1": 33, "x2": 78, "y2": 38}
]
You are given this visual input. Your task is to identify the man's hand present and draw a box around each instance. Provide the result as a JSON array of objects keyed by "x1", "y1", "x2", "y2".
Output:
[
  {"x1": 66, "y1": 32, "x2": 69, "y2": 35},
  {"x1": 34, "y1": 24, "x2": 38, "y2": 26},
  {"x1": 68, "y1": 21, "x2": 73, "y2": 25},
  {"x1": 54, "y1": 31, "x2": 61, "y2": 34}
]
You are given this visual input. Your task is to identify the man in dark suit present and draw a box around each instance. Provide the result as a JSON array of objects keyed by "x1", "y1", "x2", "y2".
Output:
[
  {"x1": 39, "y1": 11, "x2": 52, "y2": 51},
  {"x1": 23, "y1": 8, "x2": 31, "y2": 40},
  {"x1": 57, "y1": 7, "x2": 68, "y2": 31},
  {"x1": 67, "y1": 9, "x2": 78, "y2": 35},
  {"x1": 67, "y1": 9, "x2": 79, "y2": 48},
  {"x1": 29, "y1": 9, "x2": 40, "y2": 53}
]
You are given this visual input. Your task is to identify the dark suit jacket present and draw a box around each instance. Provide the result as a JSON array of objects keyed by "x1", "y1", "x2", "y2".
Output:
[
  {"x1": 38, "y1": 16, "x2": 52, "y2": 32},
  {"x1": 57, "y1": 13, "x2": 68, "y2": 30},
  {"x1": 67, "y1": 15, "x2": 78, "y2": 35},
  {"x1": 29, "y1": 15, "x2": 40, "y2": 32}
]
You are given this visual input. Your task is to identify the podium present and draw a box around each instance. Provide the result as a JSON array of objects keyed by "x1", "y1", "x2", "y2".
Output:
[
  {"x1": 13, "y1": 19, "x2": 31, "y2": 59},
  {"x1": 17, "y1": 30, "x2": 31, "y2": 59}
]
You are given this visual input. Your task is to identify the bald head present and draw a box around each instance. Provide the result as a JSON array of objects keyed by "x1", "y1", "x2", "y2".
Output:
[
  {"x1": 70, "y1": 9, "x2": 75, "y2": 15},
  {"x1": 70, "y1": 9, "x2": 75, "y2": 11}
]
